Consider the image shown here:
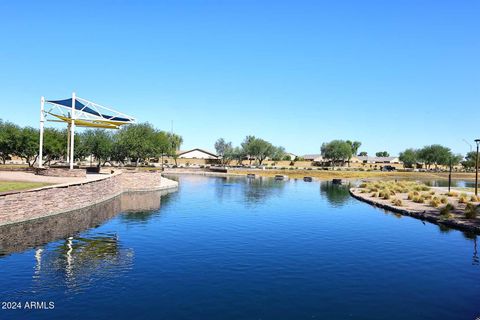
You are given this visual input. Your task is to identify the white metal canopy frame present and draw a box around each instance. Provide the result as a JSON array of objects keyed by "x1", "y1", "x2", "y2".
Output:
[{"x1": 39, "y1": 92, "x2": 135, "y2": 169}]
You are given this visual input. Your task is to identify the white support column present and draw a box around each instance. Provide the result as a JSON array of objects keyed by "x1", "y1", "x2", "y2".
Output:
[
  {"x1": 69, "y1": 92, "x2": 76, "y2": 170},
  {"x1": 39, "y1": 96, "x2": 45, "y2": 168},
  {"x1": 66, "y1": 123, "x2": 71, "y2": 163}
]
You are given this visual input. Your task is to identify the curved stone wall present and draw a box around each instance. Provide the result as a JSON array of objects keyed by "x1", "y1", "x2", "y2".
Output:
[{"x1": 0, "y1": 171, "x2": 178, "y2": 226}]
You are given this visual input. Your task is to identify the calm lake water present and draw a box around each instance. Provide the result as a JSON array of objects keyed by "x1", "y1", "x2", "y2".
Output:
[{"x1": 0, "y1": 175, "x2": 479, "y2": 320}]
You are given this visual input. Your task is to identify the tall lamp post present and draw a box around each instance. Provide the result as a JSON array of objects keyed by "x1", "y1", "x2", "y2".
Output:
[{"x1": 475, "y1": 139, "x2": 480, "y2": 196}]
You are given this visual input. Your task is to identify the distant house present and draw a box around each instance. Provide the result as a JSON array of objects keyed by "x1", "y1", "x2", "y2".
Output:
[
  {"x1": 351, "y1": 156, "x2": 400, "y2": 164},
  {"x1": 5, "y1": 155, "x2": 27, "y2": 165},
  {"x1": 177, "y1": 148, "x2": 218, "y2": 159},
  {"x1": 302, "y1": 154, "x2": 323, "y2": 162}
]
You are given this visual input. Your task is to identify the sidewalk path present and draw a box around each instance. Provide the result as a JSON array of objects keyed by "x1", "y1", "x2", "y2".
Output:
[{"x1": 0, "y1": 171, "x2": 109, "y2": 185}]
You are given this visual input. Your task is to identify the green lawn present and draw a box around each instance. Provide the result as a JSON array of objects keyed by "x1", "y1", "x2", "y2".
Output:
[{"x1": 0, "y1": 181, "x2": 51, "y2": 193}]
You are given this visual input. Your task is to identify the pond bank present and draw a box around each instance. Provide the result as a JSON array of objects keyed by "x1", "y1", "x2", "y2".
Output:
[
  {"x1": 350, "y1": 187, "x2": 480, "y2": 234},
  {"x1": 0, "y1": 171, "x2": 178, "y2": 226}
]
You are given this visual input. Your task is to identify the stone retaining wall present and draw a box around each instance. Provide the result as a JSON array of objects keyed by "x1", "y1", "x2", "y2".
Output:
[
  {"x1": 120, "y1": 170, "x2": 163, "y2": 191},
  {"x1": 35, "y1": 167, "x2": 87, "y2": 177},
  {"x1": 0, "y1": 171, "x2": 177, "y2": 226}
]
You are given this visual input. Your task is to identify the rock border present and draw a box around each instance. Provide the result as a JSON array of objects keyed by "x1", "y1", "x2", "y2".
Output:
[{"x1": 349, "y1": 188, "x2": 480, "y2": 234}]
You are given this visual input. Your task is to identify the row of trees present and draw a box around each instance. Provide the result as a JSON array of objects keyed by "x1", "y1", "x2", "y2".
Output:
[
  {"x1": 214, "y1": 136, "x2": 289, "y2": 166},
  {"x1": 398, "y1": 145, "x2": 464, "y2": 169},
  {"x1": 0, "y1": 120, "x2": 182, "y2": 167},
  {"x1": 320, "y1": 140, "x2": 473, "y2": 170},
  {"x1": 0, "y1": 120, "x2": 39, "y2": 166}
]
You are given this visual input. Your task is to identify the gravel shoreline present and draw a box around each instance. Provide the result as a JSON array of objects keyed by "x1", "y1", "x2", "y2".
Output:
[{"x1": 350, "y1": 187, "x2": 480, "y2": 234}]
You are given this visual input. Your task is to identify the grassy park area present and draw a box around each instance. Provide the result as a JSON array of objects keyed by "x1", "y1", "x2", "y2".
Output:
[{"x1": 0, "y1": 180, "x2": 51, "y2": 193}]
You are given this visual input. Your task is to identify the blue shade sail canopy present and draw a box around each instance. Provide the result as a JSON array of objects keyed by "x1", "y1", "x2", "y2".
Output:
[{"x1": 47, "y1": 98, "x2": 131, "y2": 122}]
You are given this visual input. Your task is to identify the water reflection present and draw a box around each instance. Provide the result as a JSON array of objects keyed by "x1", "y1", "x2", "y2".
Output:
[
  {"x1": 0, "y1": 189, "x2": 176, "y2": 257},
  {"x1": 319, "y1": 181, "x2": 352, "y2": 207},
  {"x1": 212, "y1": 176, "x2": 286, "y2": 205},
  {"x1": 120, "y1": 192, "x2": 174, "y2": 224},
  {"x1": 473, "y1": 237, "x2": 479, "y2": 265},
  {"x1": 422, "y1": 180, "x2": 474, "y2": 188},
  {"x1": 0, "y1": 189, "x2": 176, "y2": 299},
  {"x1": 32, "y1": 233, "x2": 132, "y2": 293},
  {"x1": 243, "y1": 177, "x2": 286, "y2": 205}
]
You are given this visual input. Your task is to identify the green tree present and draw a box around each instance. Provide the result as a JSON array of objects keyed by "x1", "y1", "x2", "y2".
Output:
[
  {"x1": 399, "y1": 148, "x2": 418, "y2": 168},
  {"x1": 155, "y1": 131, "x2": 173, "y2": 169},
  {"x1": 358, "y1": 151, "x2": 368, "y2": 156},
  {"x1": 346, "y1": 140, "x2": 361, "y2": 166},
  {"x1": 43, "y1": 128, "x2": 67, "y2": 165},
  {"x1": 111, "y1": 136, "x2": 129, "y2": 165},
  {"x1": 461, "y1": 151, "x2": 477, "y2": 170},
  {"x1": 448, "y1": 153, "x2": 463, "y2": 168},
  {"x1": 82, "y1": 130, "x2": 113, "y2": 167},
  {"x1": 214, "y1": 138, "x2": 234, "y2": 165},
  {"x1": 241, "y1": 135, "x2": 256, "y2": 165},
  {"x1": 239, "y1": 136, "x2": 284, "y2": 165},
  {"x1": 116, "y1": 123, "x2": 158, "y2": 165},
  {"x1": 321, "y1": 140, "x2": 352, "y2": 167},
  {"x1": 271, "y1": 146, "x2": 287, "y2": 162},
  {"x1": 417, "y1": 144, "x2": 452, "y2": 169},
  {"x1": 167, "y1": 132, "x2": 183, "y2": 166},
  {"x1": 248, "y1": 138, "x2": 277, "y2": 165},
  {"x1": 376, "y1": 151, "x2": 390, "y2": 157},
  {"x1": 231, "y1": 146, "x2": 245, "y2": 166},
  {"x1": 0, "y1": 120, "x2": 20, "y2": 164},
  {"x1": 16, "y1": 127, "x2": 39, "y2": 167}
]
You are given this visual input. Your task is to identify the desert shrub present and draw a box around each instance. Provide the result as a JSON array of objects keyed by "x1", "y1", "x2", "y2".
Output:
[
  {"x1": 429, "y1": 190, "x2": 435, "y2": 195},
  {"x1": 446, "y1": 191, "x2": 458, "y2": 197},
  {"x1": 359, "y1": 183, "x2": 368, "y2": 188},
  {"x1": 470, "y1": 195, "x2": 479, "y2": 202},
  {"x1": 422, "y1": 193, "x2": 432, "y2": 200},
  {"x1": 429, "y1": 198, "x2": 441, "y2": 208},
  {"x1": 465, "y1": 203, "x2": 478, "y2": 219},
  {"x1": 413, "y1": 185, "x2": 430, "y2": 192},
  {"x1": 458, "y1": 195, "x2": 468, "y2": 204},
  {"x1": 413, "y1": 196, "x2": 424, "y2": 203},
  {"x1": 371, "y1": 192, "x2": 378, "y2": 197},
  {"x1": 440, "y1": 203, "x2": 455, "y2": 217},
  {"x1": 391, "y1": 198, "x2": 403, "y2": 206},
  {"x1": 440, "y1": 196, "x2": 448, "y2": 204},
  {"x1": 407, "y1": 192, "x2": 415, "y2": 200},
  {"x1": 379, "y1": 190, "x2": 390, "y2": 199}
]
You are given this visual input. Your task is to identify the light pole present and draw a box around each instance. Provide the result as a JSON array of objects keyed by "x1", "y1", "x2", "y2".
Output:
[
  {"x1": 475, "y1": 139, "x2": 480, "y2": 196},
  {"x1": 448, "y1": 157, "x2": 452, "y2": 193}
]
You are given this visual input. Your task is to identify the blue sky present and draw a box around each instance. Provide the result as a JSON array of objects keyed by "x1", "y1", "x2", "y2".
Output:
[{"x1": 0, "y1": 0, "x2": 478, "y2": 156}]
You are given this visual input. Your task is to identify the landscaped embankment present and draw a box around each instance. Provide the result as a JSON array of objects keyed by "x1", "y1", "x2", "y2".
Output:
[
  {"x1": 350, "y1": 181, "x2": 480, "y2": 234},
  {"x1": 0, "y1": 170, "x2": 178, "y2": 226}
]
